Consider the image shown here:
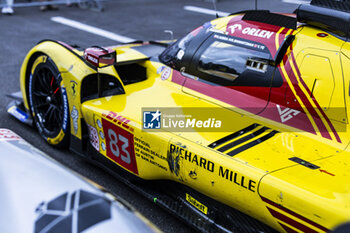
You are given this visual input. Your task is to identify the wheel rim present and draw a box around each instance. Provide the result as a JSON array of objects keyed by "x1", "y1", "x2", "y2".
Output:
[{"x1": 32, "y1": 67, "x2": 63, "y2": 134}]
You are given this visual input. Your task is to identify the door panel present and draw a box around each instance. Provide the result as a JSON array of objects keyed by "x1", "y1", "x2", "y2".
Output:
[{"x1": 296, "y1": 49, "x2": 347, "y2": 124}]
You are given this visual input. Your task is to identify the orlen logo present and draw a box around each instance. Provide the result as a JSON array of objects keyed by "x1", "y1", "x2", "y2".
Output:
[
  {"x1": 228, "y1": 24, "x2": 274, "y2": 39},
  {"x1": 228, "y1": 24, "x2": 242, "y2": 33}
]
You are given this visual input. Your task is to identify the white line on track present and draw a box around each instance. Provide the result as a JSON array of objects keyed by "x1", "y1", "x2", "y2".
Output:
[
  {"x1": 183, "y1": 6, "x2": 229, "y2": 17},
  {"x1": 51, "y1": 16, "x2": 135, "y2": 43},
  {"x1": 282, "y1": 0, "x2": 310, "y2": 4}
]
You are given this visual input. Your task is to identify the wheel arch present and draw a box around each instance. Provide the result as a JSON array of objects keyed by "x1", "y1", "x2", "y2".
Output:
[
  {"x1": 21, "y1": 40, "x2": 126, "y2": 152},
  {"x1": 20, "y1": 40, "x2": 96, "y2": 111}
]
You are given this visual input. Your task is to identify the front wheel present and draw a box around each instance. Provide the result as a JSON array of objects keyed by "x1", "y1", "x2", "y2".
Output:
[{"x1": 28, "y1": 55, "x2": 70, "y2": 148}]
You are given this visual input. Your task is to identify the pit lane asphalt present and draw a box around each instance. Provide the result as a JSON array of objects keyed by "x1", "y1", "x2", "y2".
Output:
[{"x1": 0, "y1": 1, "x2": 300, "y2": 232}]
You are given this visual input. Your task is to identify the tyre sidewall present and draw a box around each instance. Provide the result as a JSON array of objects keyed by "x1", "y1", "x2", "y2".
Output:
[{"x1": 29, "y1": 55, "x2": 70, "y2": 148}]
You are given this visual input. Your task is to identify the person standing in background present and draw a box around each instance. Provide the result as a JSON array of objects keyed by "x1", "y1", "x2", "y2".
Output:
[{"x1": 2, "y1": 0, "x2": 14, "y2": 15}]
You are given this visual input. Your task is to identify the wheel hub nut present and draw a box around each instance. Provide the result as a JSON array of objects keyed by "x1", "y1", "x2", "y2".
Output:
[{"x1": 46, "y1": 96, "x2": 52, "y2": 103}]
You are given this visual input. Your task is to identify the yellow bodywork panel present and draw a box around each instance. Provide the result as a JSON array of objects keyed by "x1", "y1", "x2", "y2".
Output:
[
  {"x1": 296, "y1": 49, "x2": 346, "y2": 124},
  {"x1": 260, "y1": 151, "x2": 350, "y2": 231},
  {"x1": 114, "y1": 44, "x2": 149, "y2": 62},
  {"x1": 292, "y1": 26, "x2": 347, "y2": 124},
  {"x1": 299, "y1": 54, "x2": 335, "y2": 110}
]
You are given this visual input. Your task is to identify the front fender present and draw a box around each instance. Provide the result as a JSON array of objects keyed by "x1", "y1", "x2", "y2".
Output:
[{"x1": 20, "y1": 40, "x2": 96, "y2": 111}]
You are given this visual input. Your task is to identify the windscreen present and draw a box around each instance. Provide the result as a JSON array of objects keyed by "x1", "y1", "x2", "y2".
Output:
[{"x1": 159, "y1": 25, "x2": 206, "y2": 71}]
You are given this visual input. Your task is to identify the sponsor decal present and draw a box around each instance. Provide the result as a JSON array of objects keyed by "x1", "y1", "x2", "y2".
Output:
[
  {"x1": 228, "y1": 23, "x2": 274, "y2": 39},
  {"x1": 88, "y1": 124, "x2": 99, "y2": 152},
  {"x1": 0, "y1": 129, "x2": 21, "y2": 141},
  {"x1": 101, "y1": 142, "x2": 106, "y2": 151},
  {"x1": 276, "y1": 104, "x2": 300, "y2": 123},
  {"x1": 156, "y1": 66, "x2": 164, "y2": 74},
  {"x1": 134, "y1": 137, "x2": 168, "y2": 172},
  {"x1": 97, "y1": 119, "x2": 102, "y2": 128},
  {"x1": 134, "y1": 138, "x2": 167, "y2": 163},
  {"x1": 218, "y1": 165, "x2": 256, "y2": 192},
  {"x1": 161, "y1": 67, "x2": 172, "y2": 80},
  {"x1": 214, "y1": 34, "x2": 266, "y2": 51},
  {"x1": 186, "y1": 193, "x2": 208, "y2": 215},
  {"x1": 157, "y1": 66, "x2": 172, "y2": 80},
  {"x1": 70, "y1": 81, "x2": 77, "y2": 98},
  {"x1": 86, "y1": 54, "x2": 98, "y2": 64},
  {"x1": 167, "y1": 143, "x2": 185, "y2": 176},
  {"x1": 99, "y1": 131, "x2": 105, "y2": 140},
  {"x1": 71, "y1": 105, "x2": 79, "y2": 135},
  {"x1": 61, "y1": 87, "x2": 69, "y2": 132},
  {"x1": 102, "y1": 118, "x2": 138, "y2": 174},
  {"x1": 169, "y1": 143, "x2": 256, "y2": 191},
  {"x1": 228, "y1": 24, "x2": 242, "y2": 33},
  {"x1": 29, "y1": 73, "x2": 36, "y2": 127},
  {"x1": 169, "y1": 143, "x2": 214, "y2": 174},
  {"x1": 102, "y1": 111, "x2": 133, "y2": 132}
]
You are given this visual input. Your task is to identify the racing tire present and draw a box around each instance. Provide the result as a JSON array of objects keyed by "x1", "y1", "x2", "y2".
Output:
[{"x1": 28, "y1": 54, "x2": 70, "y2": 148}]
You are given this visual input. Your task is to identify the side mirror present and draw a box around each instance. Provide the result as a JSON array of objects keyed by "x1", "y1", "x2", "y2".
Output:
[{"x1": 84, "y1": 46, "x2": 116, "y2": 68}]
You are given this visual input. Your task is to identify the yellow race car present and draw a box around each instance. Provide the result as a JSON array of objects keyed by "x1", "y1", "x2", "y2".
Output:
[{"x1": 7, "y1": 0, "x2": 350, "y2": 232}]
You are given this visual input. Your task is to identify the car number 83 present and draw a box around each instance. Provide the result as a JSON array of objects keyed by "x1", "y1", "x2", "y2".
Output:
[
  {"x1": 108, "y1": 129, "x2": 131, "y2": 164},
  {"x1": 102, "y1": 118, "x2": 138, "y2": 174}
]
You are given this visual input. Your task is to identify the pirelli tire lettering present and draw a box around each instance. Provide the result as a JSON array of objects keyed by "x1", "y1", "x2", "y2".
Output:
[{"x1": 29, "y1": 55, "x2": 70, "y2": 148}]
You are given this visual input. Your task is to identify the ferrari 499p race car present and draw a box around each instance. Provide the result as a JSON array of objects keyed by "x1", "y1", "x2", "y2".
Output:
[{"x1": 7, "y1": 0, "x2": 350, "y2": 232}]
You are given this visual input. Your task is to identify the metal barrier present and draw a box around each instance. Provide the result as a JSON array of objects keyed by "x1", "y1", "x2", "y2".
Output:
[{"x1": 0, "y1": 0, "x2": 104, "y2": 11}]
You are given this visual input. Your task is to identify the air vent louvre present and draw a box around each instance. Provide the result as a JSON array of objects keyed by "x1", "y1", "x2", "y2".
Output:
[{"x1": 209, "y1": 124, "x2": 279, "y2": 157}]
